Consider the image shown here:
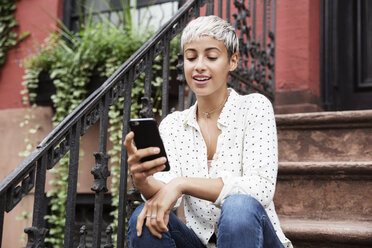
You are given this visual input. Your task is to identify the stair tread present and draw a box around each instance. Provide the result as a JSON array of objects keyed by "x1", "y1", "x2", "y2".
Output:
[
  {"x1": 278, "y1": 161, "x2": 372, "y2": 174},
  {"x1": 279, "y1": 161, "x2": 372, "y2": 165},
  {"x1": 276, "y1": 109, "x2": 372, "y2": 127},
  {"x1": 280, "y1": 217, "x2": 372, "y2": 244}
]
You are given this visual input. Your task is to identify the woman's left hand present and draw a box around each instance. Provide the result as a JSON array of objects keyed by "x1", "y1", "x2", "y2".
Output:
[{"x1": 136, "y1": 178, "x2": 184, "y2": 238}]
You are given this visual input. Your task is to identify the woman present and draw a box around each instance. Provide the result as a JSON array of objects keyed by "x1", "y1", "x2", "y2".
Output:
[{"x1": 124, "y1": 15, "x2": 292, "y2": 248}]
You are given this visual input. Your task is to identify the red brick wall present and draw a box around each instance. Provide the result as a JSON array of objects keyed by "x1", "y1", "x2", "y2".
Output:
[{"x1": 0, "y1": 0, "x2": 62, "y2": 109}]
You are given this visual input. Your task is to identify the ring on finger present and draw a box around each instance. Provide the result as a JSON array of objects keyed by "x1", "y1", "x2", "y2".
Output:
[{"x1": 151, "y1": 215, "x2": 157, "y2": 219}]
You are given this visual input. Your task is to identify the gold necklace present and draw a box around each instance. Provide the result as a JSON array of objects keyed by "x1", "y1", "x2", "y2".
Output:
[
  {"x1": 201, "y1": 92, "x2": 230, "y2": 118},
  {"x1": 199, "y1": 92, "x2": 230, "y2": 160}
]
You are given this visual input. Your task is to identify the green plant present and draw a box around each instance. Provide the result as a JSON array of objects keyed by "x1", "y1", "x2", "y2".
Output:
[
  {"x1": 22, "y1": 12, "x2": 179, "y2": 247},
  {"x1": 0, "y1": 0, "x2": 29, "y2": 70}
]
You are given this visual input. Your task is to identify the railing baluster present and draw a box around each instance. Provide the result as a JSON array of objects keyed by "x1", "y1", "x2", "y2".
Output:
[
  {"x1": 117, "y1": 74, "x2": 133, "y2": 248},
  {"x1": 178, "y1": 80, "x2": 186, "y2": 111},
  {"x1": 253, "y1": 0, "x2": 256, "y2": 40},
  {"x1": 140, "y1": 51, "x2": 155, "y2": 118},
  {"x1": 195, "y1": 1, "x2": 200, "y2": 17},
  {"x1": 186, "y1": 91, "x2": 196, "y2": 108},
  {"x1": 77, "y1": 225, "x2": 87, "y2": 248},
  {"x1": 64, "y1": 122, "x2": 81, "y2": 248},
  {"x1": 24, "y1": 155, "x2": 48, "y2": 247},
  {"x1": 226, "y1": 0, "x2": 230, "y2": 23},
  {"x1": 0, "y1": 195, "x2": 4, "y2": 248},
  {"x1": 272, "y1": 0, "x2": 276, "y2": 91},
  {"x1": 176, "y1": 52, "x2": 185, "y2": 111},
  {"x1": 263, "y1": 0, "x2": 267, "y2": 49},
  {"x1": 91, "y1": 94, "x2": 111, "y2": 248},
  {"x1": 145, "y1": 53, "x2": 153, "y2": 101},
  {"x1": 218, "y1": 0, "x2": 222, "y2": 17},
  {"x1": 206, "y1": 0, "x2": 214, "y2": 15},
  {"x1": 31, "y1": 155, "x2": 48, "y2": 228},
  {"x1": 272, "y1": 0, "x2": 276, "y2": 34},
  {"x1": 162, "y1": 36, "x2": 171, "y2": 119},
  {"x1": 104, "y1": 226, "x2": 114, "y2": 248}
]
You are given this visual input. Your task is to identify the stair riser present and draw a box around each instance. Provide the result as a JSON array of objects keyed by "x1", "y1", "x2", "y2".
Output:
[
  {"x1": 289, "y1": 241, "x2": 372, "y2": 248},
  {"x1": 274, "y1": 177, "x2": 372, "y2": 220},
  {"x1": 276, "y1": 111, "x2": 372, "y2": 247},
  {"x1": 278, "y1": 127, "x2": 372, "y2": 162}
]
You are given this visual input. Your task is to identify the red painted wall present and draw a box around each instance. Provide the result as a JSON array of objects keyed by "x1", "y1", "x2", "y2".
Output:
[
  {"x1": 0, "y1": 0, "x2": 62, "y2": 109},
  {"x1": 275, "y1": 0, "x2": 321, "y2": 96}
]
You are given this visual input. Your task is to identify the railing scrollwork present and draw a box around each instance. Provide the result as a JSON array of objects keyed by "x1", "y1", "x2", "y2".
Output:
[
  {"x1": 6, "y1": 166, "x2": 35, "y2": 212},
  {"x1": 91, "y1": 152, "x2": 111, "y2": 193},
  {"x1": 24, "y1": 226, "x2": 48, "y2": 248}
]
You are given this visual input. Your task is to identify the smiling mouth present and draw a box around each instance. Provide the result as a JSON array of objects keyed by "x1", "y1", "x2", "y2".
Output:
[
  {"x1": 193, "y1": 76, "x2": 211, "y2": 82},
  {"x1": 192, "y1": 76, "x2": 210, "y2": 85}
]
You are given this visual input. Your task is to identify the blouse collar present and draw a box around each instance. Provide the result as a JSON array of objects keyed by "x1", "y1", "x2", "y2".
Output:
[{"x1": 183, "y1": 88, "x2": 238, "y2": 129}]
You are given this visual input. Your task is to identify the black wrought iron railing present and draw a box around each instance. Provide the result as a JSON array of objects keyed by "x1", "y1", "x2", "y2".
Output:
[{"x1": 0, "y1": 0, "x2": 275, "y2": 247}]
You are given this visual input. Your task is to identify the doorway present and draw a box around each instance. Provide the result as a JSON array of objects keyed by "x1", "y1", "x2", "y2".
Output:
[{"x1": 321, "y1": 0, "x2": 372, "y2": 110}]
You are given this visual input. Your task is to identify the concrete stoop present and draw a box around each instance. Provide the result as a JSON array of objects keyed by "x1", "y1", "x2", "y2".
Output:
[
  {"x1": 274, "y1": 110, "x2": 372, "y2": 248},
  {"x1": 281, "y1": 218, "x2": 372, "y2": 248}
]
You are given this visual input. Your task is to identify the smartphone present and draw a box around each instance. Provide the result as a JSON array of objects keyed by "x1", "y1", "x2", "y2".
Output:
[{"x1": 129, "y1": 118, "x2": 170, "y2": 171}]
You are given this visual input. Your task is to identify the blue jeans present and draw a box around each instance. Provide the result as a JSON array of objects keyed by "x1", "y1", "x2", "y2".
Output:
[{"x1": 128, "y1": 194, "x2": 284, "y2": 248}]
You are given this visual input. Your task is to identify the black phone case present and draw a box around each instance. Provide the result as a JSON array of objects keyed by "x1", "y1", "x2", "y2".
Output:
[{"x1": 129, "y1": 118, "x2": 170, "y2": 171}]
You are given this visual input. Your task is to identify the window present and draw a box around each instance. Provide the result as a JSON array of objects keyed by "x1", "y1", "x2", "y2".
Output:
[{"x1": 63, "y1": 0, "x2": 180, "y2": 32}]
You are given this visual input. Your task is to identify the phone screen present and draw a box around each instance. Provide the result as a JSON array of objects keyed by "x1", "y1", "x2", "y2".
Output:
[{"x1": 129, "y1": 118, "x2": 170, "y2": 171}]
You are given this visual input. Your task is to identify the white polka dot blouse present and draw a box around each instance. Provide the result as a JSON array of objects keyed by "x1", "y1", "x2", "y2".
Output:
[{"x1": 153, "y1": 89, "x2": 292, "y2": 248}]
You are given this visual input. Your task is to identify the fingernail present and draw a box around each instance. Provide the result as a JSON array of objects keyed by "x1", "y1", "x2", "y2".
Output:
[
  {"x1": 153, "y1": 148, "x2": 160, "y2": 153},
  {"x1": 137, "y1": 231, "x2": 140, "y2": 236},
  {"x1": 160, "y1": 157, "x2": 166, "y2": 162}
]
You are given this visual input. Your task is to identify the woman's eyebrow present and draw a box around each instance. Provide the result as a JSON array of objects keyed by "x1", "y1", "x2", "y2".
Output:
[
  {"x1": 184, "y1": 47, "x2": 221, "y2": 52},
  {"x1": 184, "y1": 48, "x2": 197, "y2": 52},
  {"x1": 205, "y1": 47, "x2": 220, "y2": 52}
]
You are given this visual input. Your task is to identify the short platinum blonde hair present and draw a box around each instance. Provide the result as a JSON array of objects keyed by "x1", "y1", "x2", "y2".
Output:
[{"x1": 181, "y1": 15, "x2": 239, "y2": 58}]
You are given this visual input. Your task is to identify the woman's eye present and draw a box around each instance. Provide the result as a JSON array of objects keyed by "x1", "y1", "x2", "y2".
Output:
[
  {"x1": 186, "y1": 57, "x2": 196, "y2": 61},
  {"x1": 208, "y1": 57, "x2": 217, "y2": 60}
]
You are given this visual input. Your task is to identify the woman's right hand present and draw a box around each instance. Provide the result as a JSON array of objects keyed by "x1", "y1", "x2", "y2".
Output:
[{"x1": 123, "y1": 131, "x2": 167, "y2": 187}]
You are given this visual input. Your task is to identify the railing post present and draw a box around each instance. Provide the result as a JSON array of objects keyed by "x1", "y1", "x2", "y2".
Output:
[
  {"x1": 116, "y1": 75, "x2": 133, "y2": 248},
  {"x1": 24, "y1": 155, "x2": 48, "y2": 248},
  {"x1": 64, "y1": 121, "x2": 82, "y2": 248},
  {"x1": 91, "y1": 94, "x2": 111, "y2": 248}
]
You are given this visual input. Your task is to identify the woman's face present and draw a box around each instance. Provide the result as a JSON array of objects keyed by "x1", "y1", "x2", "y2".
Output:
[{"x1": 183, "y1": 36, "x2": 238, "y2": 98}]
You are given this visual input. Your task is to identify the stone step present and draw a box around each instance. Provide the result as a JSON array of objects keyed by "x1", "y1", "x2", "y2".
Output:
[
  {"x1": 280, "y1": 218, "x2": 372, "y2": 248},
  {"x1": 276, "y1": 110, "x2": 372, "y2": 162},
  {"x1": 274, "y1": 161, "x2": 372, "y2": 221}
]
